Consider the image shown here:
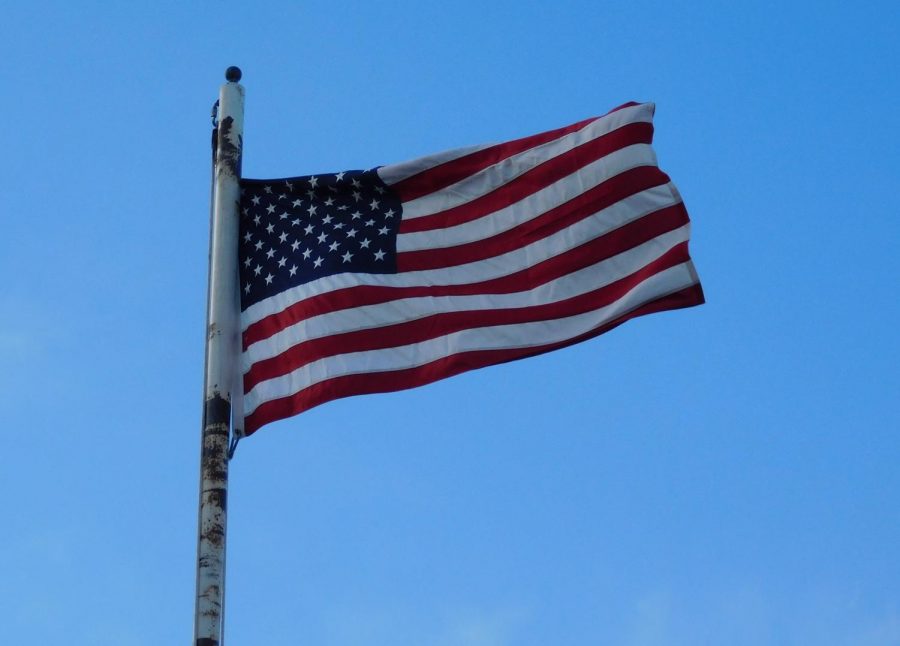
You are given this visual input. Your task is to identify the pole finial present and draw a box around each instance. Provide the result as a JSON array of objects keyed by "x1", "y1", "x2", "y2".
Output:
[{"x1": 225, "y1": 66, "x2": 242, "y2": 82}]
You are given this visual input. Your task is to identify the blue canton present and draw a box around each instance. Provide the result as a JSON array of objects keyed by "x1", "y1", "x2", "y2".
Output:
[{"x1": 239, "y1": 169, "x2": 401, "y2": 310}]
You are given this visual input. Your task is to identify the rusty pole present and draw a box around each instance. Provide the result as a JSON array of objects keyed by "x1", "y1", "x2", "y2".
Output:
[{"x1": 195, "y1": 66, "x2": 244, "y2": 646}]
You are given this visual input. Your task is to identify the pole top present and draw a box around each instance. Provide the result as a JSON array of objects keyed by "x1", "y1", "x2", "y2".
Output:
[{"x1": 225, "y1": 66, "x2": 242, "y2": 82}]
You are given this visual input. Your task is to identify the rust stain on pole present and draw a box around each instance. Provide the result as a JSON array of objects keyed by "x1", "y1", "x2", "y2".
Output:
[
  {"x1": 196, "y1": 393, "x2": 230, "y2": 645},
  {"x1": 217, "y1": 116, "x2": 242, "y2": 178}
]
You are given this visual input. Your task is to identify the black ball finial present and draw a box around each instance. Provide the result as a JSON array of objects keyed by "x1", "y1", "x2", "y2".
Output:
[{"x1": 225, "y1": 66, "x2": 242, "y2": 82}]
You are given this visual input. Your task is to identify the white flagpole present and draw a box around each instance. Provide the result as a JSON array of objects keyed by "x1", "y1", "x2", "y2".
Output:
[{"x1": 195, "y1": 66, "x2": 244, "y2": 646}]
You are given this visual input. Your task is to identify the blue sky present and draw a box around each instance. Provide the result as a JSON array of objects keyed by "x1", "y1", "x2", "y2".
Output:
[{"x1": 2, "y1": 2, "x2": 899, "y2": 644}]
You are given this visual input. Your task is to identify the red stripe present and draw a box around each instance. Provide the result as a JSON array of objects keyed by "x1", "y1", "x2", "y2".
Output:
[
  {"x1": 242, "y1": 202, "x2": 690, "y2": 348},
  {"x1": 242, "y1": 282, "x2": 704, "y2": 435},
  {"x1": 243, "y1": 243, "x2": 692, "y2": 392},
  {"x1": 605, "y1": 101, "x2": 643, "y2": 114},
  {"x1": 398, "y1": 165, "x2": 669, "y2": 271},
  {"x1": 399, "y1": 121, "x2": 654, "y2": 234}
]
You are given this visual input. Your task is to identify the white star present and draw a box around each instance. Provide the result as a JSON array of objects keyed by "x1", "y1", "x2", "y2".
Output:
[
  {"x1": 291, "y1": 218, "x2": 300, "y2": 226},
  {"x1": 317, "y1": 232, "x2": 328, "y2": 244},
  {"x1": 341, "y1": 251, "x2": 353, "y2": 263},
  {"x1": 323, "y1": 214, "x2": 333, "y2": 225},
  {"x1": 266, "y1": 204, "x2": 276, "y2": 214},
  {"x1": 279, "y1": 212, "x2": 288, "y2": 220},
  {"x1": 360, "y1": 238, "x2": 371, "y2": 249},
  {"x1": 278, "y1": 193, "x2": 286, "y2": 201},
  {"x1": 352, "y1": 190, "x2": 362, "y2": 202},
  {"x1": 289, "y1": 264, "x2": 298, "y2": 276},
  {"x1": 302, "y1": 248, "x2": 312, "y2": 259},
  {"x1": 328, "y1": 241, "x2": 339, "y2": 252},
  {"x1": 378, "y1": 226, "x2": 389, "y2": 235},
  {"x1": 277, "y1": 257, "x2": 287, "y2": 268},
  {"x1": 253, "y1": 215, "x2": 261, "y2": 226},
  {"x1": 351, "y1": 211, "x2": 361, "y2": 219},
  {"x1": 369, "y1": 199, "x2": 380, "y2": 210},
  {"x1": 324, "y1": 197, "x2": 335, "y2": 206},
  {"x1": 309, "y1": 176, "x2": 319, "y2": 188},
  {"x1": 244, "y1": 283, "x2": 251, "y2": 294},
  {"x1": 263, "y1": 185, "x2": 273, "y2": 194},
  {"x1": 266, "y1": 223, "x2": 275, "y2": 234},
  {"x1": 243, "y1": 232, "x2": 253, "y2": 242},
  {"x1": 264, "y1": 273, "x2": 274, "y2": 285},
  {"x1": 384, "y1": 209, "x2": 395, "y2": 218},
  {"x1": 251, "y1": 195, "x2": 261, "y2": 205},
  {"x1": 278, "y1": 231, "x2": 288, "y2": 243},
  {"x1": 244, "y1": 256, "x2": 252, "y2": 267},
  {"x1": 337, "y1": 205, "x2": 348, "y2": 211},
  {"x1": 313, "y1": 256, "x2": 323, "y2": 268},
  {"x1": 351, "y1": 178, "x2": 361, "y2": 188},
  {"x1": 266, "y1": 248, "x2": 276, "y2": 259},
  {"x1": 307, "y1": 204, "x2": 317, "y2": 216},
  {"x1": 374, "y1": 185, "x2": 385, "y2": 194},
  {"x1": 365, "y1": 219, "x2": 375, "y2": 226},
  {"x1": 291, "y1": 240, "x2": 301, "y2": 251},
  {"x1": 253, "y1": 264, "x2": 262, "y2": 276},
  {"x1": 374, "y1": 249, "x2": 386, "y2": 261},
  {"x1": 306, "y1": 189, "x2": 316, "y2": 199},
  {"x1": 254, "y1": 240, "x2": 264, "y2": 251},
  {"x1": 346, "y1": 228, "x2": 357, "y2": 238},
  {"x1": 285, "y1": 180, "x2": 294, "y2": 191},
  {"x1": 292, "y1": 199, "x2": 302, "y2": 208},
  {"x1": 335, "y1": 171, "x2": 346, "y2": 182},
  {"x1": 304, "y1": 224, "x2": 314, "y2": 235},
  {"x1": 333, "y1": 222, "x2": 344, "y2": 230}
]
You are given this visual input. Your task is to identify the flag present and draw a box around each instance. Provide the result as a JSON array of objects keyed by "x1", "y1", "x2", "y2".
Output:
[{"x1": 238, "y1": 102, "x2": 704, "y2": 435}]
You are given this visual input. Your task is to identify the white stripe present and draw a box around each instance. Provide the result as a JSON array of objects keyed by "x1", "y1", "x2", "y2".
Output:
[
  {"x1": 396, "y1": 144, "x2": 657, "y2": 252},
  {"x1": 244, "y1": 261, "x2": 697, "y2": 415},
  {"x1": 240, "y1": 182, "x2": 683, "y2": 330},
  {"x1": 242, "y1": 225, "x2": 691, "y2": 370},
  {"x1": 376, "y1": 142, "x2": 493, "y2": 186},
  {"x1": 395, "y1": 104, "x2": 655, "y2": 221}
]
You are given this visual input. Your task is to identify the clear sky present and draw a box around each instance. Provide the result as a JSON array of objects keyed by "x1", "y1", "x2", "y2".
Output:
[{"x1": 2, "y1": 2, "x2": 899, "y2": 645}]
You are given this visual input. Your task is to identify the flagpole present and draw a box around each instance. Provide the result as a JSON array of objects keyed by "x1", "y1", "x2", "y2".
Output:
[{"x1": 195, "y1": 66, "x2": 244, "y2": 646}]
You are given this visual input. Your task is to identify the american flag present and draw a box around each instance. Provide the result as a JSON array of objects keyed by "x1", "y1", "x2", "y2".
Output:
[{"x1": 238, "y1": 102, "x2": 704, "y2": 435}]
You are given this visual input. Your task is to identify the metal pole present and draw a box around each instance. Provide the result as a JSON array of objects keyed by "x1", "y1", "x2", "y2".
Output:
[{"x1": 195, "y1": 66, "x2": 244, "y2": 646}]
